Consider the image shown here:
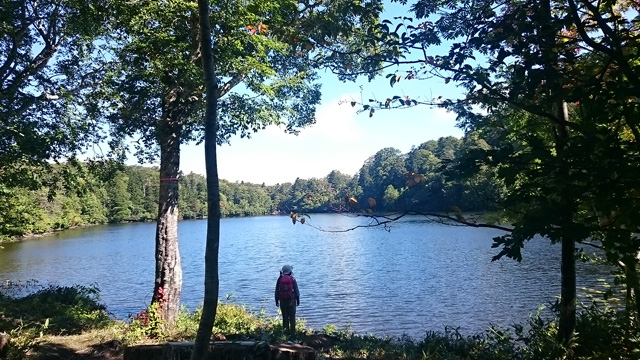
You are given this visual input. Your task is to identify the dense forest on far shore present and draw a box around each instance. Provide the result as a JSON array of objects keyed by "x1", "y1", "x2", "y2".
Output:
[{"x1": 0, "y1": 135, "x2": 501, "y2": 241}]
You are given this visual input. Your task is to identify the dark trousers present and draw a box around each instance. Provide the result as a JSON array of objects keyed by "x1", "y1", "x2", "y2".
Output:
[{"x1": 280, "y1": 300, "x2": 297, "y2": 334}]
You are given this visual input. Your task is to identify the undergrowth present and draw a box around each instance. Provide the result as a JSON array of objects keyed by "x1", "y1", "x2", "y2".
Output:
[
  {"x1": 1, "y1": 281, "x2": 638, "y2": 359},
  {"x1": 0, "y1": 281, "x2": 113, "y2": 359}
]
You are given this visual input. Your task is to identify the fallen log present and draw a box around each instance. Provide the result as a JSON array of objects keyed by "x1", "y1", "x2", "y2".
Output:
[
  {"x1": 123, "y1": 340, "x2": 314, "y2": 360},
  {"x1": 271, "y1": 343, "x2": 315, "y2": 360}
]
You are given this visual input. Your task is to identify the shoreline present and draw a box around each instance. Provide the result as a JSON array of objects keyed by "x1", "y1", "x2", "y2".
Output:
[
  {"x1": 0, "y1": 211, "x2": 313, "y2": 244},
  {"x1": 0, "y1": 220, "x2": 156, "y2": 244}
]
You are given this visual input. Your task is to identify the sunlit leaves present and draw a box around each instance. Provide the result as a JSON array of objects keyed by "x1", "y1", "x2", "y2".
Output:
[
  {"x1": 99, "y1": 0, "x2": 384, "y2": 158},
  {"x1": 245, "y1": 23, "x2": 268, "y2": 35},
  {"x1": 404, "y1": 172, "x2": 425, "y2": 187},
  {"x1": 0, "y1": 0, "x2": 110, "y2": 187},
  {"x1": 290, "y1": 211, "x2": 309, "y2": 225}
]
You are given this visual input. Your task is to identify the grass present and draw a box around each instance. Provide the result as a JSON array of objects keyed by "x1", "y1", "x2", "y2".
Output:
[{"x1": 1, "y1": 282, "x2": 639, "y2": 360}]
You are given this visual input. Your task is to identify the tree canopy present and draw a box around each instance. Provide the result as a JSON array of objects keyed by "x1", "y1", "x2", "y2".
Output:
[
  {"x1": 0, "y1": 0, "x2": 110, "y2": 187},
  {"x1": 336, "y1": 0, "x2": 640, "y2": 345}
]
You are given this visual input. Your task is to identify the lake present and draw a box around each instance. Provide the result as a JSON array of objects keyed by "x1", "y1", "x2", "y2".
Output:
[{"x1": 0, "y1": 214, "x2": 611, "y2": 338}]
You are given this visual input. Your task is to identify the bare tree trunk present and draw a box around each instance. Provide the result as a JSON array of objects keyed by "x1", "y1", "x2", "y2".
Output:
[
  {"x1": 622, "y1": 254, "x2": 640, "y2": 325},
  {"x1": 153, "y1": 111, "x2": 183, "y2": 326},
  {"x1": 555, "y1": 101, "x2": 576, "y2": 347},
  {"x1": 541, "y1": 0, "x2": 577, "y2": 343},
  {"x1": 559, "y1": 229, "x2": 576, "y2": 345},
  {"x1": 191, "y1": 0, "x2": 220, "y2": 358}
]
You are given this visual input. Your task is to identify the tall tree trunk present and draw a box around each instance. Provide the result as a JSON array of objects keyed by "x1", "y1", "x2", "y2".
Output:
[
  {"x1": 622, "y1": 253, "x2": 640, "y2": 325},
  {"x1": 191, "y1": 0, "x2": 220, "y2": 358},
  {"x1": 559, "y1": 229, "x2": 576, "y2": 344},
  {"x1": 555, "y1": 101, "x2": 576, "y2": 347},
  {"x1": 540, "y1": 0, "x2": 577, "y2": 344},
  {"x1": 153, "y1": 110, "x2": 183, "y2": 326}
]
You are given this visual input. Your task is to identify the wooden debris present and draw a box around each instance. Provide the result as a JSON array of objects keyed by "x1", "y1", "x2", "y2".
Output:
[
  {"x1": 271, "y1": 343, "x2": 315, "y2": 360},
  {"x1": 123, "y1": 340, "x2": 315, "y2": 360}
]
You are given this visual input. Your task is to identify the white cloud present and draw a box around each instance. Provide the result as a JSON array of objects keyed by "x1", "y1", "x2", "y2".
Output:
[
  {"x1": 299, "y1": 95, "x2": 362, "y2": 143},
  {"x1": 178, "y1": 94, "x2": 464, "y2": 185},
  {"x1": 432, "y1": 106, "x2": 458, "y2": 122}
]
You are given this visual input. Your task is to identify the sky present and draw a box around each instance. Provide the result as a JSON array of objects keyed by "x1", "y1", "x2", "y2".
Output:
[
  {"x1": 177, "y1": 73, "x2": 465, "y2": 185},
  {"x1": 129, "y1": 3, "x2": 467, "y2": 185}
]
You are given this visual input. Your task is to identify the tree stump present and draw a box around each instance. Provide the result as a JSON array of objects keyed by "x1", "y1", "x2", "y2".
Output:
[
  {"x1": 0, "y1": 332, "x2": 10, "y2": 358},
  {"x1": 270, "y1": 343, "x2": 315, "y2": 360}
]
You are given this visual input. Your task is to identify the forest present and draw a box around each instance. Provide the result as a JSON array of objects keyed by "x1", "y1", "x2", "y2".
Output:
[{"x1": 0, "y1": 135, "x2": 500, "y2": 241}]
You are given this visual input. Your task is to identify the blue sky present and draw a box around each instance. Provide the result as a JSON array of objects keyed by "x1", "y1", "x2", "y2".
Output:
[
  {"x1": 138, "y1": 1, "x2": 467, "y2": 185},
  {"x1": 179, "y1": 72, "x2": 465, "y2": 185}
]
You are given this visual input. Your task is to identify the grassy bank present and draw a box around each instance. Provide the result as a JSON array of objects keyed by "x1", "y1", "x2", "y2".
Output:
[{"x1": 0, "y1": 283, "x2": 638, "y2": 359}]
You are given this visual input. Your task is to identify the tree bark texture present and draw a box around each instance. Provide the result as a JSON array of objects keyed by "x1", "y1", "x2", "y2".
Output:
[
  {"x1": 622, "y1": 254, "x2": 640, "y2": 325},
  {"x1": 191, "y1": 0, "x2": 221, "y2": 359},
  {"x1": 154, "y1": 107, "x2": 183, "y2": 326},
  {"x1": 559, "y1": 228, "x2": 576, "y2": 345},
  {"x1": 555, "y1": 101, "x2": 576, "y2": 347}
]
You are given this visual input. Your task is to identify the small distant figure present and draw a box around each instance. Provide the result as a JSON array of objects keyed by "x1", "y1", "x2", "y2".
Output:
[{"x1": 275, "y1": 264, "x2": 300, "y2": 335}]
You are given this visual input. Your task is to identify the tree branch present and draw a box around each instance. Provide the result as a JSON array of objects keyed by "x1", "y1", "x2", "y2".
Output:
[
  {"x1": 569, "y1": 0, "x2": 640, "y2": 92},
  {"x1": 0, "y1": 23, "x2": 31, "y2": 83},
  {"x1": 216, "y1": 74, "x2": 245, "y2": 98},
  {"x1": 304, "y1": 211, "x2": 514, "y2": 233}
]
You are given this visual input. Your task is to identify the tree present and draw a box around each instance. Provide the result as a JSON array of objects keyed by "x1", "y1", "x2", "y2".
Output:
[
  {"x1": 0, "y1": 0, "x2": 109, "y2": 188},
  {"x1": 95, "y1": 0, "x2": 384, "y2": 325},
  {"x1": 333, "y1": 0, "x2": 640, "y2": 346},
  {"x1": 191, "y1": 0, "x2": 218, "y2": 356},
  {"x1": 358, "y1": 147, "x2": 407, "y2": 209},
  {"x1": 106, "y1": 171, "x2": 132, "y2": 223},
  {"x1": 382, "y1": 184, "x2": 400, "y2": 209},
  {"x1": 179, "y1": 172, "x2": 208, "y2": 219}
]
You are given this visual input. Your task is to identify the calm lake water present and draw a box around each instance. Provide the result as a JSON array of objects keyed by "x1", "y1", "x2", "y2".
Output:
[{"x1": 0, "y1": 214, "x2": 611, "y2": 338}]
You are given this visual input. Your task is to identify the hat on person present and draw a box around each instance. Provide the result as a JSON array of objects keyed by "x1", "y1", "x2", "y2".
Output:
[{"x1": 281, "y1": 265, "x2": 292, "y2": 275}]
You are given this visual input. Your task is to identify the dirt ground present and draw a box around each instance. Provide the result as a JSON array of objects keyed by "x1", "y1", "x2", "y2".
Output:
[
  {"x1": 26, "y1": 333, "x2": 338, "y2": 360},
  {"x1": 29, "y1": 336, "x2": 124, "y2": 360}
]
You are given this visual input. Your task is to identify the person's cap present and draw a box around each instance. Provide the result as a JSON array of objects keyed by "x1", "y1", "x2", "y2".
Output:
[{"x1": 281, "y1": 265, "x2": 292, "y2": 274}]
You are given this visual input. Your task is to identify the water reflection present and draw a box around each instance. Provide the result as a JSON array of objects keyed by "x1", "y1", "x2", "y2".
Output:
[{"x1": 0, "y1": 214, "x2": 611, "y2": 337}]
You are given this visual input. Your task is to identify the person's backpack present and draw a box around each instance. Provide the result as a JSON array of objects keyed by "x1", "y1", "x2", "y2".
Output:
[{"x1": 278, "y1": 274, "x2": 295, "y2": 301}]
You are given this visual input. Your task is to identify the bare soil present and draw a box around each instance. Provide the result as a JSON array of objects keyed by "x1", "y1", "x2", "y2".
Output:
[{"x1": 25, "y1": 333, "x2": 338, "y2": 360}]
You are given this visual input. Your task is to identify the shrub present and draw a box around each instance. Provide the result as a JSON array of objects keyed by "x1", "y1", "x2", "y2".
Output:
[{"x1": 0, "y1": 283, "x2": 113, "y2": 359}]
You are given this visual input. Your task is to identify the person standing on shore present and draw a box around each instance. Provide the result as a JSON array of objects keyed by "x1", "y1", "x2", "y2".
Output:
[{"x1": 275, "y1": 264, "x2": 300, "y2": 335}]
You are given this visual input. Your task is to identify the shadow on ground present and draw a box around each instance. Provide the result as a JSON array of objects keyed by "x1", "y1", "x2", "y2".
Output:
[
  {"x1": 26, "y1": 333, "x2": 336, "y2": 360},
  {"x1": 31, "y1": 339, "x2": 123, "y2": 360}
]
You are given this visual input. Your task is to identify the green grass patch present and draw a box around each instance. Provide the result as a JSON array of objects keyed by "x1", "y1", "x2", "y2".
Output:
[{"x1": 1, "y1": 283, "x2": 639, "y2": 360}]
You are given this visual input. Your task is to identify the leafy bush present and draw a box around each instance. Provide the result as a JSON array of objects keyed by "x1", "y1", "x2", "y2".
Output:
[
  {"x1": 0, "y1": 283, "x2": 113, "y2": 359},
  {"x1": 314, "y1": 302, "x2": 639, "y2": 360},
  {"x1": 1, "y1": 282, "x2": 637, "y2": 360},
  {"x1": 0, "y1": 284, "x2": 110, "y2": 335}
]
